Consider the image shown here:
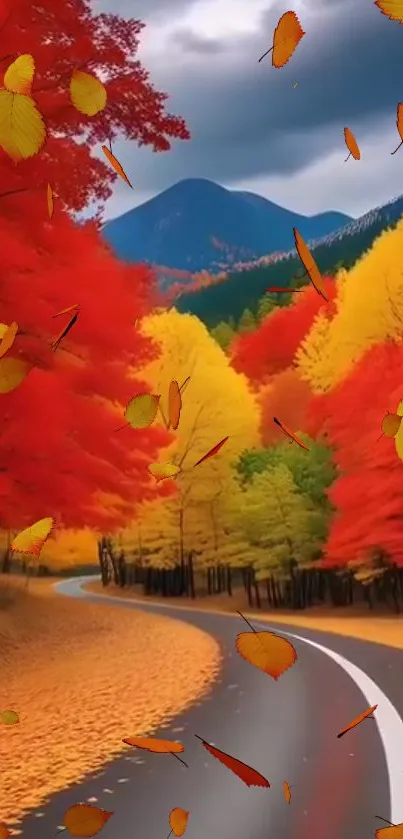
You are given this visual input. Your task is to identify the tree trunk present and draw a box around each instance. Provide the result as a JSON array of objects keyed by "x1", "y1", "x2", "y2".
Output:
[
  {"x1": 226, "y1": 566, "x2": 232, "y2": 597},
  {"x1": 188, "y1": 552, "x2": 196, "y2": 599}
]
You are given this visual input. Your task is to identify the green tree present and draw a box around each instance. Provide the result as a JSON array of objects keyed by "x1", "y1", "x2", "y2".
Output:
[
  {"x1": 234, "y1": 465, "x2": 321, "y2": 580},
  {"x1": 256, "y1": 295, "x2": 277, "y2": 323},
  {"x1": 211, "y1": 320, "x2": 236, "y2": 351},
  {"x1": 238, "y1": 308, "x2": 256, "y2": 333}
]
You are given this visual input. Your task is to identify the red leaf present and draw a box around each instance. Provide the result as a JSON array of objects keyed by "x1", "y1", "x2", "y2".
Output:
[{"x1": 194, "y1": 735, "x2": 270, "y2": 788}]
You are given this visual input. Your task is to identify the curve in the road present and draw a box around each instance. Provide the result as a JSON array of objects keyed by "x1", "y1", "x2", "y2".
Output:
[{"x1": 17, "y1": 575, "x2": 403, "y2": 839}]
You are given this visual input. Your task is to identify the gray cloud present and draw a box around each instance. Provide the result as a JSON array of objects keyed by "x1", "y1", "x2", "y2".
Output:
[
  {"x1": 92, "y1": 0, "x2": 198, "y2": 21},
  {"x1": 172, "y1": 29, "x2": 228, "y2": 54},
  {"x1": 99, "y1": 0, "x2": 403, "y2": 218}
]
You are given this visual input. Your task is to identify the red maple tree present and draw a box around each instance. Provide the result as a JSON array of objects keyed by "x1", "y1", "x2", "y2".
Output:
[
  {"x1": 259, "y1": 368, "x2": 312, "y2": 445},
  {"x1": 0, "y1": 0, "x2": 188, "y2": 534},
  {"x1": 231, "y1": 278, "x2": 337, "y2": 386},
  {"x1": 307, "y1": 341, "x2": 403, "y2": 567}
]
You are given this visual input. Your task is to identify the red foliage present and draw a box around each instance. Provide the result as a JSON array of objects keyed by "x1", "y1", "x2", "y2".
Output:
[
  {"x1": 231, "y1": 278, "x2": 337, "y2": 386},
  {"x1": 259, "y1": 368, "x2": 312, "y2": 445},
  {"x1": 0, "y1": 209, "x2": 173, "y2": 531},
  {"x1": 0, "y1": 0, "x2": 189, "y2": 214},
  {"x1": 307, "y1": 341, "x2": 403, "y2": 567}
]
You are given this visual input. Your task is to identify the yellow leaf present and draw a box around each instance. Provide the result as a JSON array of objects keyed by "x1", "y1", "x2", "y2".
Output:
[
  {"x1": 0, "y1": 324, "x2": 7, "y2": 339},
  {"x1": 63, "y1": 804, "x2": 113, "y2": 838},
  {"x1": 391, "y1": 103, "x2": 403, "y2": 154},
  {"x1": 235, "y1": 612, "x2": 297, "y2": 680},
  {"x1": 70, "y1": 70, "x2": 107, "y2": 117},
  {"x1": 375, "y1": 0, "x2": 403, "y2": 24},
  {"x1": 124, "y1": 393, "x2": 160, "y2": 429},
  {"x1": 0, "y1": 321, "x2": 17, "y2": 359},
  {"x1": 0, "y1": 356, "x2": 30, "y2": 392},
  {"x1": 47, "y1": 182, "x2": 54, "y2": 218},
  {"x1": 4, "y1": 54, "x2": 35, "y2": 95},
  {"x1": 0, "y1": 710, "x2": 19, "y2": 726},
  {"x1": 148, "y1": 462, "x2": 181, "y2": 482},
  {"x1": 0, "y1": 90, "x2": 46, "y2": 162},
  {"x1": 169, "y1": 808, "x2": 189, "y2": 837},
  {"x1": 11, "y1": 516, "x2": 54, "y2": 557}
]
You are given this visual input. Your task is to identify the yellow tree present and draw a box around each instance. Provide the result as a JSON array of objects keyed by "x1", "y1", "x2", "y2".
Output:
[{"x1": 296, "y1": 220, "x2": 403, "y2": 393}]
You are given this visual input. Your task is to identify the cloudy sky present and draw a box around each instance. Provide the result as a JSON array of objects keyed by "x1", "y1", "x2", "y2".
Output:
[{"x1": 91, "y1": 0, "x2": 403, "y2": 222}]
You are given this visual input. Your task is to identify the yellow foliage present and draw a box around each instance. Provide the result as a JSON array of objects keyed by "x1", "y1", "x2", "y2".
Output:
[
  {"x1": 297, "y1": 221, "x2": 403, "y2": 393},
  {"x1": 40, "y1": 529, "x2": 99, "y2": 569}
]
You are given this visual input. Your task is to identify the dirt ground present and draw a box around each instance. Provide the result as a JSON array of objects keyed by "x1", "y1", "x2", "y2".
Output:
[
  {"x1": 84, "y1": 580, "x2": 403, "y2": 650},
  {"x1": 0, "y1": 576, "x2": 221, "y2": 830}
]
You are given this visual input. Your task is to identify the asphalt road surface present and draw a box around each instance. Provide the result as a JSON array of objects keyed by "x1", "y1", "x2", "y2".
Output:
[{"x1": 17, "y1": 577, "x2": 403, "y2": 839}]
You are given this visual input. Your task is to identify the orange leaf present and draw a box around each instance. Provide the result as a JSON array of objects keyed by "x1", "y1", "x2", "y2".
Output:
[
  {"x1": 283, "y1": 781, "x2": 292, "y2": 803},
  {"x1": 101, "y1": 144, "x2": 133, "y2": 188},
  {"x1": 168, "y1": 379, "x2": 182, "y2": 430},
  {"x1": 258, "y1": 11, "x2": 305, "y2": 68},
  {"x1": 52, "y1": 311, "x2": 79, "y2": 351},
  {"x1": 374, "y1": 817, "x2": 403, "y2": 839},
  {"x1": 0, "y1": 321, "x2": 18, "y2": 359},
  {"x1": 273, "y1": 416, "x2": 309, "y2": 450},
  {"x1": 337, "y1": 704, "x2": 377, "y2": 738},
  {"x1": 235, "y1": 611, "x2": 297, "y2": 680},
  {"x1": 63, "y1": 804, "x2": 113, "y2": 838},
  {"x1": 375, "y1": 0, "x2": 403, "y2": 24},
  {"x1": 52, "y1": 304, "x2": 80, "y2": 318},
  {"x1": 391, "y1": 103, "x2": 403, "y2": 154},
  {"x1": 344, "y1": 127, "x2": 361, "y2": 161},
  {"x1": 47, "y1": 182, "x2": 53, "y2": 218},
  {"x1": 193, "y1": 436, "x2": 229, "y2": 467},
  {"x1": 293, "y1": 227, "x2": 328, "y2": 300},
  {"x1": 195, "y1": 735, "x2": 270, "y2": 787},
  {"x1": 0, "y1": 823, "x2": 11, "y2": 839},
  {"x1": 122, "y1": 736, "x2": 188, "y2": 767},
  {"x1": 169, "y1": 808, "x2": 189, "y2": 837}
]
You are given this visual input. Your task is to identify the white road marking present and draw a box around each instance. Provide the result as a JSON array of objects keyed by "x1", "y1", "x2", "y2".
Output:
[{"x1": 255, "y1": 622, "x2": 403, "y2": 824}]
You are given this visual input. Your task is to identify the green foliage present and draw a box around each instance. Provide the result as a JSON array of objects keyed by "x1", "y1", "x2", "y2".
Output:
[
  {"x1": 233, "y1": 465, "x2": 322, "y2": 580},
  {"x1": 238, "y1": 307, "x2": 256, "y2": 333},
  {"x1": 176, "y1": 220, "x2": 387, "y2": 329},
  {"x1": 211, "y1": 320, "x2": 236, "y2": 350}
]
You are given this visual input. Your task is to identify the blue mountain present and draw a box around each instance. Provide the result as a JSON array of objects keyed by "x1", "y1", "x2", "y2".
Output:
[{"x1": 102, "y1": 178, "x2": 352, "y2": 274}]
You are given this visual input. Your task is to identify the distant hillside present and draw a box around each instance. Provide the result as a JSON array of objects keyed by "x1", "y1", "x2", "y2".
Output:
[
  {"x1": 175, "y1": 194, "x2": 403, "y2": 328},
  {"x1": 102, "y1": 178, "x2": 351, "y2": 274}
]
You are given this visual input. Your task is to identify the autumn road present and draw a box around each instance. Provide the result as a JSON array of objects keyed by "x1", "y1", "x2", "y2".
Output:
[{"x1": 19, "y1": 576, "x2": 403, "y2": 839}]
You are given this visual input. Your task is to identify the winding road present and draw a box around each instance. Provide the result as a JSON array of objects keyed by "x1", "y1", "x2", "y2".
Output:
[{"x1": 19, "y1": 577, "x2": 403, "y2": 839}]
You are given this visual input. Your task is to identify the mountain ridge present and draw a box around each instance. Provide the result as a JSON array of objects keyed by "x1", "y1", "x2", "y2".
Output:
[{"x1": 102, "y1": 178, "x2": 352, "y2": 274}]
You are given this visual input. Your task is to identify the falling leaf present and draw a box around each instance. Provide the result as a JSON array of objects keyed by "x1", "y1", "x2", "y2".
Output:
[
  {"x1": 258, "y1": 11, "x2": 305, "y2": 68},
  {"x1": 375, "y1": 0, "x2": 403, "y2": 23},
  {"x1": 52, "y1": 311, "x2": 79, "y2": 351},
  {"x1": 63, "y1": 804, "x2": 113, "y2": 838},
  {"x1": 11, "y1": 517, "x2": 54, "y2": 557},
  {"x1": 0, "y1": 357, "x2": 30, "y2": 393},
  {"x1": 194, "y1": 735, "x2": 270, "y2": 787},
  {"x1": 337, "y1": 704, "x2": 377, "y2": 738},
  {"x1": 4, "y1": 54, "x2": 35, "y2": 95},
  {"x1": 148, "y1": 462, "x2": 181, "y2": 483},
  {"x1": 0, "y1": 90, "x2": 46, "y2": 161},
  {"x1": 283, "y1": 781, "x2": 292, "y2": 803},
  {"x1": 122, "y1": 736, "x2": 188, "y2": 767},
  {"x1": 0, "y1": 710, "x2": 19, "y2": 725},
  {"x1": 0, "y1": 823, "x2": 11, "y2": 839},
  {"x1": 266, "y1": 286, "x2": 303, "y2": 293},
  {"x1": 47, "y1": 183, "x2": 54, "y2": 218},
  {"x1": 168, "y1": 380, "x2": 182, "y2": 430},
  {"x1": 391, "y1": 103, "x2": 403, "y2": 154},
  {"x1": 101, "y1": 145, "x2": 133, "y2": 188},
  {"x1": 53, "y1": 304, "x2": 80, "y2": 318},
  {"x1": 193, "y1": 436, "x2": 229, "y2": 467},
  {"x1": 118, "y1": 393, "x2": 161, "y2": 431},
  {"x1": 235, "y1": 610, "x2": 297, "y2": 680},
  {"x1": 273, "y1": 416, "x2": 309, "y2": 450},
  {"x1": 169, "y1": 808, "x2": 189, "y2": 837},
  {"x1": 344, "y1": 127, "x2": 360, "y2": 162},
  {"x1": 0, "y1": 321, "x2": 17, "y2": 359},
  {"x1": 0, "y1": 324, "x2": 8, "y2": 339},
  {"x1": 379, "y1": 412, "x2": 402, "y2": 439},
  {"x1": 293, "y1": 227, "x2": 328, "y2": 300},
  {"x1": 70, "y1": 70, "x2": 106, "y2": 117},
  {"x1": 374, "y1": 817, "x2": 403, "y2": 839}
]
